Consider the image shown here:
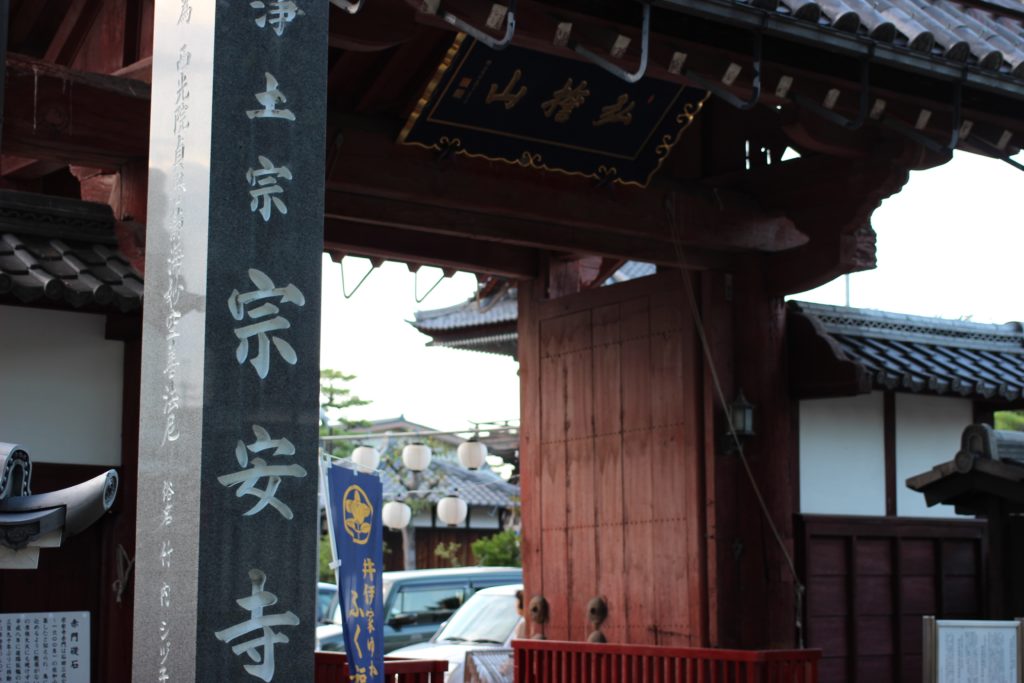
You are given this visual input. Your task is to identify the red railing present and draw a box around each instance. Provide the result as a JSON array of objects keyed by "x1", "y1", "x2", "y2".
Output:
[
  {"x1": 514, "y1": 640, "x2": 820, "y2": 683},
  {"x1": 315, "y1": 652, "x2": 448, "y2": 682}
]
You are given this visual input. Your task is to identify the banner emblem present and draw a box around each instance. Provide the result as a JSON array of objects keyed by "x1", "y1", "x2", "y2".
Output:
[{"x1": 342, "y1": 484, "x2": 373, "y2": 545}]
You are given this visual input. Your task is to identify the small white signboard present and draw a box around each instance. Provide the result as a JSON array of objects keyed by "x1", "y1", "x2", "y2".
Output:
[
  {"x1": 0, "y1": 611, "x2": 90, "y2": 683},
  {"x1": 924, "y1": 617, "x2": 1023, "y2": 683}
]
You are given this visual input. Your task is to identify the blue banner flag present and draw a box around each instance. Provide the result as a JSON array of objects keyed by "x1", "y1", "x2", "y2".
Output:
[{"x1": 325, "y1": 464, "x2": 384, "y2": 682}]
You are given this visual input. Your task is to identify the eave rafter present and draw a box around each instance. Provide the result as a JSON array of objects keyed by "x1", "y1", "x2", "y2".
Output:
[
  {"x1": 3, "y1": 53, "x2": 150, "y2": 168},
  {"x1": 323, "y1": 123, "x2": 810, "y2": 272}
]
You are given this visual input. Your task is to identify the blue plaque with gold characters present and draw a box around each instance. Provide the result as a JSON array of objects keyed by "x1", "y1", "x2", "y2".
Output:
[
  {"x1": 326, "y1": 464, "x2": 384, "y2": 683},
  {"x1": 399, "y1": 34, "x2": 708, "y2": 187}
]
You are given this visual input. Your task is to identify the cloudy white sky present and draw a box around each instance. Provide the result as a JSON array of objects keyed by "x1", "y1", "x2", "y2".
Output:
[{"x1": 319, "y1": 150, "x2": 1023, "y2": 432}]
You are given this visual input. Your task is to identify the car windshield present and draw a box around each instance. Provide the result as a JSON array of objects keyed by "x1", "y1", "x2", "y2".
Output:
[
  {"x1": 317, "y1": 588, "x2": 335, "y2": 623},
  {"x1": 435, "y1": 593, "x2": 519, "y2": 644}
]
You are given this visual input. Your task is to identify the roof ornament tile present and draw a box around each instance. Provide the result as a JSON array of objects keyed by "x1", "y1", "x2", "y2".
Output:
[{"x1": 0, "y1": 443, "x2": 118, "y2": 569}]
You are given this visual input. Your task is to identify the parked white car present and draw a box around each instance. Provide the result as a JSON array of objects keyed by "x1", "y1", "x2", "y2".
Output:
[{"x1": 387, "y1": 583, "x2": 523, "y2": 683}]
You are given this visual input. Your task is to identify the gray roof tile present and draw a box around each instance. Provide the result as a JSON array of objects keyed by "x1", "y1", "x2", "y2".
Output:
[
  {"x1": 411, "y1": 288, "x2": 519, "y2": 332},
  {"x1": 0, "y1": 191, "x2": 142, "y2": 313},
  {"x1": 379, "y1": 457, "x2": 519, "y2": 508},
  {"x1": 790, "y1": 300, "x2": 1024, "y2": 401},
  {"x1": 761, "y1": 0, "x2": 1024, "y2": 78}
]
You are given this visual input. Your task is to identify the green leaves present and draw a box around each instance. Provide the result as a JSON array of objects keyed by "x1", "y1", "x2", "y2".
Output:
[{"x1": 471, "y1": 530, "x2": 520, "y2": 567}]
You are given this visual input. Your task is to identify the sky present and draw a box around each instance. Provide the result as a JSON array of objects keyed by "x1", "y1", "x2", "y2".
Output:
[
  {"x1": 319, "y1": 150, "x2": 1023, "y2": 432},
  {"x1": 792, "y1": 150, "x2": 1024, "y2": 322},
  {"x1": 319, "y1": 259, "x2": 521, "y2": 432}
]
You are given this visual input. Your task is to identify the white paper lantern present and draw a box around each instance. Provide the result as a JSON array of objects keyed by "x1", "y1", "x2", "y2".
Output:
[
  {"x1": 382, "y1": 501, "x2": 412, "y2": 530},
  {"x1": 402, "y1": 443, "x2": 432, "y2": 471},
  {"x1": 457, "y1": 440, "x2": 488, "y2": 470},
  {"x1": 351, "y1": 445, "x2": 380, "y2": 472},
  {"x1": 436, "y1": 496, "x2": 468, "y2": 526}
]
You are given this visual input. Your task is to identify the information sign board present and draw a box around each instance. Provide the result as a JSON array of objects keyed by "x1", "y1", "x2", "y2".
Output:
[
  {"x1": 923, "y1": 616, "x2": 1024, "y2": 683},
  {"x1": 0, "y1": 611, "x2": 90, "y2": 683}
]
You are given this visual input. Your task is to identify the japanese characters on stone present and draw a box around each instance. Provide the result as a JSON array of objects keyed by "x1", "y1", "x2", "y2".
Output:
[
  {"x1": 229, "y1": 269, "x2": 305, "y2": 380},
  {"x1": 212, "y1": 2, "x2": 321, "y2": 681},
  {"x1": 218, "y1": 425, "x2": 307, "y2": 520},
  {"x1": 214, "y1": 570, "x2": 299, "y2": 683},
  {"x1": 155, "y1": 35, "x2": 192, "y2": 683}
]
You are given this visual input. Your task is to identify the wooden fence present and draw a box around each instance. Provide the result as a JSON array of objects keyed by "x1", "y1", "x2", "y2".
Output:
[
  {"x1": 314, "y1": 652, "x2": 448, "y2": 682},
  {"x1": 514, "y1": 640, "x2": 820, "y2": 683}
]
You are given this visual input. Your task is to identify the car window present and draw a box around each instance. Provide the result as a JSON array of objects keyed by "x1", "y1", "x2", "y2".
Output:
[
  {"x1": 317, "y1": 588, "x2": 336, "y2": 623},
  {"x1": 388, "y1": 585, "x2": 466, "y2": 626},
  {"x1": 435, "y1": 594, "x2": 519, "y2": 644},
  {"x1": 471, "y1": 576, "x2": 521, "y2": 592}
]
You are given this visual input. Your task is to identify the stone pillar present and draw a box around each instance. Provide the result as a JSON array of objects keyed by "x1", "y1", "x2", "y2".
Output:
[{"x1": 132, "y1": 2, "x2": 327, "y2": 682}]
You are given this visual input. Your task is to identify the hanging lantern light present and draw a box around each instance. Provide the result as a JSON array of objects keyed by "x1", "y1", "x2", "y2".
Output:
[
  {"x1": 457, "y1": 439, "x2": 488, "y2": 470},
  {"x1": 729, "y1": 390, "x2": 755, "y2": 438},
  {"x1": 436, "y1": 496, "x2": 468, "y2": 526},
  {"x1": 402, "y1": 443, "x2": 432, "y2": 471},
  {"x1": 382, "y1": 501, "x2": 412, "y2": 530},
  {"x1": 351, "y1": 445, "x2": 380, "y2": 472}
]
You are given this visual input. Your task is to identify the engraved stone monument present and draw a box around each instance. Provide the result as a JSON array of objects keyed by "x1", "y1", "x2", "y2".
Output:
[{"x1": 132, "y1": 1, "x2": 327, "y2": 681}]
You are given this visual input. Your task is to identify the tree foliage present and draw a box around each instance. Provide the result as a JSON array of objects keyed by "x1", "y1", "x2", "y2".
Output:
[
  {"x1": 471, "y1": 530, "x2": 521, "y2": 567},
  {"x1": 995, "y1": 410, "x2": 1024, "y2": 431},
  {"x1": 320, "y1": 369, "x2": 371, "y2": 427},
  {"x1": 320, "y1": 369, "x2": 371, "y2": 458},
  {"x1": 434, "y1": 541, "x2": 464, "y2": 568}
]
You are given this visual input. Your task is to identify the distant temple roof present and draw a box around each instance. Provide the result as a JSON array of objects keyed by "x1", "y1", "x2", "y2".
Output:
[
  {"x1": 789, "y1": 300, "x2": 1024, "y2": 402},
  {"x1": 0, "y1": 191, "x2": 143, "y2": 313},
  {"x1": 410, "y1": 263, "x2": 658, "y2": 359},
  {"x1": 410, "y1": 287, "x2": 519, "y2": 358},
  {"x1": 381, "y1": 456, "x2": 519, "y2": 509},
  {"x1": 325, "y1": 417, "x2": 520, "y2": 507}
]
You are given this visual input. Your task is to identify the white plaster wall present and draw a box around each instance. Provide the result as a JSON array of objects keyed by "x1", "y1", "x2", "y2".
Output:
[
  {"x1": 0, "y1": 305, "x2": 124, "y2": 466},
  {"x1": 411, "y1": 508, "x2": 434, "y2": 528},
  {"x1": 895, "y1": 393, "x2": 971, "y2": 518},
  {"x1": 468, "y1": 506, "x2": 502, "y2": 530},
  {"x1": 799, "y1": 392, "x2": 885, "y2": 515}
]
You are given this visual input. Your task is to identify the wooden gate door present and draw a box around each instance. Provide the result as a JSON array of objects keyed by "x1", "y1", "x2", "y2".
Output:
[
  {"x1": 518, "y1": 271, "x2": 709, "y2": 647},
  {"x1": 801, "y1": 515, "x2": 986, "y2": 683}
]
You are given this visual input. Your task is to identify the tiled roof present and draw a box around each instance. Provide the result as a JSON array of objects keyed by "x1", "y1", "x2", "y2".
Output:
[
  {"x1": 381, "y1": 457, "x2": 519, "y2": 508},
  {"x1": 411, "y1": 288, "x2": 518, "y2": 332},
  {"x1": 0, "y1": 191, "x2": 143, "y2": 312},
  {"x1": 790, "y1": 300, "x2": 1024, "y2": 400},
  {"x1": 758, "y1": 0, "x2": 1024, "y2": 79},
  {"x1": 674, "y1": 0, "x2": 1024, "y2": 84},
  {"x1": 410, "y1": 262, "x2": 658, "y2": 358}
]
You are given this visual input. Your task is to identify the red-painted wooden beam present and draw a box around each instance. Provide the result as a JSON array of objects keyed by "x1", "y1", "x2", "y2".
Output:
[
  {"x1": 3, "y1": 53, "x2": 150, "y2": 167},
  {"x1": 324, "y1": 216, "x2": 540, "y2": 279},
  {"x1": 327, "y1": 126, "x2": 803, "y2": 260}
]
